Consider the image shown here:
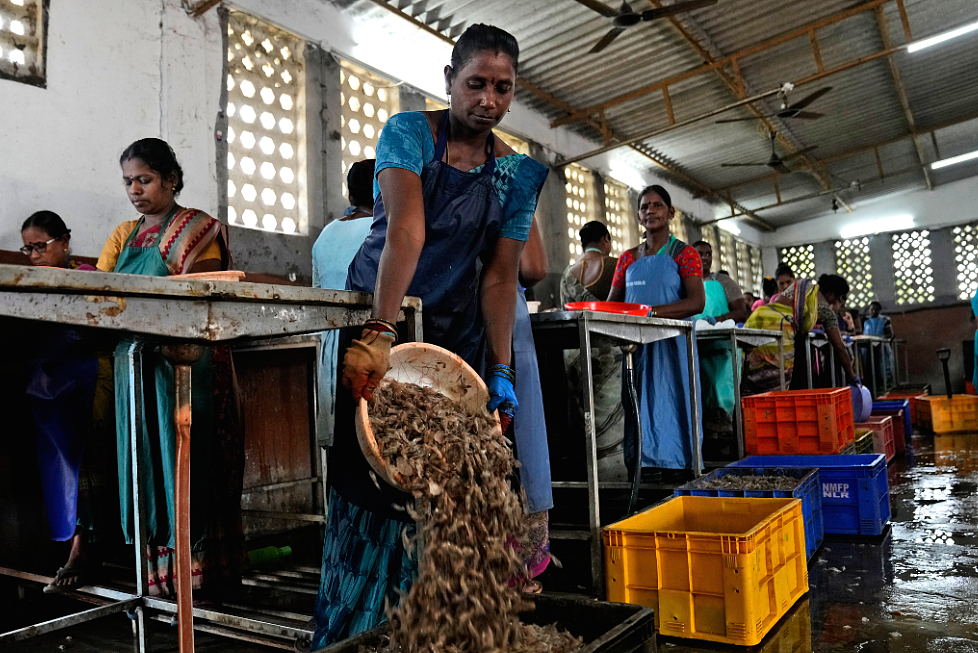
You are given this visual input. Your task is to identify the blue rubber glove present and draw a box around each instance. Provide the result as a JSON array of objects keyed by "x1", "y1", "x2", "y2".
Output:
[
  {"x1": 701, "y1": 315, "x2": 717, "y2": 326},
  {"x1": 486, "y1": 364, "x2": 518, "y2": 420}
]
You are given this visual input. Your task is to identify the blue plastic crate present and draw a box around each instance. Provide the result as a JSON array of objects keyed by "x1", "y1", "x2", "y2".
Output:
[
  {"x1": 728, "y1": 454, "x2": 889, "y2": 536},
  {"x1": 873, "y1": 400, "x2": 911, "y2": 439},
  {"x1": 674, "y1": 467, "x2": 824, "y2": 560}
]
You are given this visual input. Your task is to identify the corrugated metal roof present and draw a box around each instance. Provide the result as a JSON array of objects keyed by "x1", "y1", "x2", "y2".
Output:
[{"x1": 331, "y1": 0, "x2": 978, "y2": 229}]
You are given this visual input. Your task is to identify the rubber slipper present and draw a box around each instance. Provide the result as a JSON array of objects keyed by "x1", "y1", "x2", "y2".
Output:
[
  {"x1": 43, "y1": 566, "x2": 86, "y2": 594},
  {"x1": 522, "y1": 579, "x2": 543, "y2": 594}
]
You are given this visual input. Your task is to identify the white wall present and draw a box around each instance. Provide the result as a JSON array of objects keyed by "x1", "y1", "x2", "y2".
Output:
[{"x1": 0, "y1": 0, "x2": 223, "y2": 258}]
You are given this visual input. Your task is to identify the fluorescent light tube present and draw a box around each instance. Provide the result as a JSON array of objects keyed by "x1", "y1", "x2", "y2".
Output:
[
  {"x1": 840, "y1": 215, "x2": 914, "y2": 239},
  {"x1": 907, "y1": 20, "x2": 978, "y2": 53},
  {"x1": 717, "y1": 220, "x2": 741, "y2": 235},
  {"x1": 931, "y1": 150, "x2": 978, "y2": 170}
]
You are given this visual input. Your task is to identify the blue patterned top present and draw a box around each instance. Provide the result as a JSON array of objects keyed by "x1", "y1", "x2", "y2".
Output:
[{"x1": 374, "y1": 111, "x2": 548, "y2": 241}]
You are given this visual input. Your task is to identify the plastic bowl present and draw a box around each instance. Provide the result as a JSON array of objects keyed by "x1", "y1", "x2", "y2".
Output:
[
  {"x1": 355, "y1": 342, "x2": 500, "y2": 492},
  {"x1": 564, "y1": 301, "x2": 652, "y2": 316}
]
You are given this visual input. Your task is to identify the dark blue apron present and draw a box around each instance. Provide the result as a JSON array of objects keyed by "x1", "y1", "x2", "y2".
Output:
[
  {"x1": 347, "y1": 111, "x2": 502, "y2": 366},
  {"x1": 334, "y1": 111, "x2": 506, "y2": 518},
  {"x1": 622, "y1": 242, "x2": 700, "y2": 469}
]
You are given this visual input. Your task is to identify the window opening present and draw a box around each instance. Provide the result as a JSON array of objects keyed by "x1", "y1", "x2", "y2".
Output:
[
  {"x1": 834, "y1": 237, "x2": 875, "y2": 309},
  {"x1": 226, "y1": 11, "x2": 305, "y2": 234},
  {"x1": 736, "y1": 240, "x2": 752, "y2": 291},
  {"x1": 892, "y1": 230, "x2": 935, "y2": 305},
  {"x1": 953, "y1": 224, "x2": 978, "y2": 301},
  {"x1": 602, "y1": 176, "x2": 632, "y2": 258},
  {"x1": 779, "y1": 245, "x2": 816, "y2": 280},
  {"x1": 0, "y1": 0, "x2": 47, "y2": 86},
  {"x1": 341, "y1": 62, "x2": 399, "y2": 197},
  {"x1": 749, "y1": 245, "x2": 764, "y2": 296}
]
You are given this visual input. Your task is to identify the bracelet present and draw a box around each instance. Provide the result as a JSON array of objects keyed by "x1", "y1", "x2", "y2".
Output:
[
  {"x1": 488, "y1": 363, "x2": 516, "y2": 383},
  {"x1": 363, "y1": 319, "x2": 398, "y2": 343},
  {"x1": 649, "y1": 307, "x2": 657, "y2": 318}
]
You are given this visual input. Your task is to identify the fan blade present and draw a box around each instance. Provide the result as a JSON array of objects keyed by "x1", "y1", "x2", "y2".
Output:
[
  {"x1": 715, "y1": 115, "x2": 775, "y2": 124},
  {"x1": 787, "y1": 86, "x2": 832, "y2": 111},
  {"x1": 772, "y1": 162, "x2": 792, "y2": 174},
  {"x1": 571, "y1": 0, "x2": 620, "y2": 18},
  {"x1": 641, "y1": 0, "x2": 718, "y2": 21},
  {"x1": 721, "y1": 162, "x2": 770, "y2": 167},
  {"x1": 589, "y1": 27, "x2": 626, "y2": 53},
  {"x1": 786, "y1": 111, "x2": 824, "y2": 120},
  {"x1": 779, "y1": 145, "x2": 819, "y2": 161}
]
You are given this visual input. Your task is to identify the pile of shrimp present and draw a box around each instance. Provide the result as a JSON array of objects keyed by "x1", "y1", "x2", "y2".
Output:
[{"x1": 368, "y1": 380, "x2": 581, "y2": 653}]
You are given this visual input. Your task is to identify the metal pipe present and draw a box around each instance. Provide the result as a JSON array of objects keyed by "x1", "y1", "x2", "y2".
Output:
[
  {"x1": 0, "y1": 599, "x2": 140, "y2": 643},
  {"x1": 621, "y1": 344, "x2": 642, "y2": 516},
  {"x1": 174, "y1": 361, "x2": 194, "y2": 653},
  {"x1": 577, "y1": 317, "x2": 604, "y2": 596},
  {"x1": 686, "y1": 329, "x2": 703, "y2": 475}
]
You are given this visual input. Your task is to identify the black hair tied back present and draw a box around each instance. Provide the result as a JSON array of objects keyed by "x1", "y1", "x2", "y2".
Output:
[
  {"x1": 22, "y1": 210, "x2": 70, "y2": 238},
  {"x1": 451, "y1": 24, "x2": 520, "y2": 75},
  {"x1": 120, "y1": 138, "x2": 185, "y2": 193}
]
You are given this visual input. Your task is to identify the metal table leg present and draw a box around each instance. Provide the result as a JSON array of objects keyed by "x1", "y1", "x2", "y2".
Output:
[
  {"x1": 829, "y1": 343, "x2": 837, "y2": 388},
  {"x1": 778, "y1": 335, "x2": 786, "y2": 390},
  {"x1": 806, "y1": 338, "x2": 814, "y2": 389},
  {"x1": 686, "y1": 331, "x2": 703, "y2": 475},
  {"x1": 161, "y1": 344, "x2": 206, "y2": 653},
  {"x1": 730, "y1": 334, "x2": 744, "y2": 460},
  {"x1": 576, "y1": 319, "x2": 603, "y2": 597},
  {"x1": 869, "y1": 343, "x2": 878, "y2": 398},
  {"x1": 126, "y1": 342, "x2": 151, "y2": 653}
]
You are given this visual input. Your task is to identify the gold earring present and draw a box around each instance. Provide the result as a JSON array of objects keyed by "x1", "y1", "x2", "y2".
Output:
[{"x1": 508, "y1": 108, "x2": 512, "y2": 113}]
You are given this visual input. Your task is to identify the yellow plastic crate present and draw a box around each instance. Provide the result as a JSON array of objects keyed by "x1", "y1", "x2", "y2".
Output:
[
  {"x1": 603, "y1": 496, "x2": 808, "y2": 646},
  {"x1": 917, "y1": 395, "x2": 978, "y2": 433}
]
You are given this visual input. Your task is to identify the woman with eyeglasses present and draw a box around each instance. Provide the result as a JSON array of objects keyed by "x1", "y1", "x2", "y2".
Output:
[
  {"x1": 21, "y1": 211, "x2": 96, "y2": 270},
  {"x1": 20, "y1": 211, "x2": 116, "y2": 592}
]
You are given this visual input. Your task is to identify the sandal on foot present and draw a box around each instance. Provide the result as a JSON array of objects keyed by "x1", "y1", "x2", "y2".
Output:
[
  {"x1": 43, "y1": 566, "x2": 86, "y2": 594},
  {"x1": 522, "y1": 579, "x2": 543, "y2": 594}
]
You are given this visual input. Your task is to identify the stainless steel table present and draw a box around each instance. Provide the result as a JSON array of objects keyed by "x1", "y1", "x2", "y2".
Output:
[
  {"x1": 695, "y1": 326, "x2": 785, "y2": 460},
  {"x1": 529, "y1": 310, "x2": 700, "y2": 596},
  {"x1": 0, "y1": 264, "x2": 422, "y2": 652},
  {"x1": 851, "y1": 335, "x2": 894, "y2": 396},
  {"x1": 806, "y1": 332, "x2": 856, "y2": 389}
]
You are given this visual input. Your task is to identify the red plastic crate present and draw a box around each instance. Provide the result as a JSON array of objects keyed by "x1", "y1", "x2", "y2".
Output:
[
  {"x1": 880, "y1": 391, "x2": 927, "y2": 426},
  {"x1": 855, "y1": 416, "x2": 895, "y2": 463},
  {"x1": 742, "y1": 388, "x2": 855, "y2": 455}
]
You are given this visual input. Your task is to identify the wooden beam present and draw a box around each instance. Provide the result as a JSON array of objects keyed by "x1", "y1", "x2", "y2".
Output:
[
  {"x1": 809, "y1": 30, "x2": 824, "y2": 73},
  {"x1": 549, "y1": 0, "x2": 893, "y2": 128},
  {"x1": 875, "y1": 6, "x2": 933, "y2": 190},
  {"x1": 874, "y1": 147, "x2": 885, "y2": 178},
  {"x1": 896, "y1": 0, "x2": 914, "y2": 41}
]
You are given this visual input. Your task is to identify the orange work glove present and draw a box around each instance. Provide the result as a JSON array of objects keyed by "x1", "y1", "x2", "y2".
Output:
[{"x1": 342, "y1": 329, "x2": 395, "y2": 401}]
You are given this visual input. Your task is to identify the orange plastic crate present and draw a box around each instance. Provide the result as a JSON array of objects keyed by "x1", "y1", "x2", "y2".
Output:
[
  {"x1": 742, "y1": 388, "x2": 855, "y2": 455},
  {"x1": 915, "y1": 395, "x2": 978, "y2": 434},
  {"x1": 856, "y1": 416, "x2": 896, "y2": 463},
  {"x1": 880, "y1": 391, "x2": 928, "y2": 426}
]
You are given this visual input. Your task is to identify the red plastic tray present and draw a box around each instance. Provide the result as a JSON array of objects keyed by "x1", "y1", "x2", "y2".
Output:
[{"x1": 564, "y1": 301, "x2": 652, "y2": 316}]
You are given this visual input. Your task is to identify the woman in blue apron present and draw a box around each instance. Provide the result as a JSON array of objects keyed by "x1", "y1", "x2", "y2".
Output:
[
  {"x1": 20, "y1": 211, "x2": 116, "y2": 592},
  {"x1": 311, "y1": 25, "x2": 548, "y2": 649},
  {"x1": 608, "y1": 185, "x2": 705, "y2": 479},
  {"x1": 97, "y1": 138, "x2": 242, "y2": 598}
]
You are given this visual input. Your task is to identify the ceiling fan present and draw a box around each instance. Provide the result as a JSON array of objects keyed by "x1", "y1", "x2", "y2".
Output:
[
  {"x1": 721, "y1": 131, "x2": 818, "y2": 175},
  {"x1": 575, "y1": 0, "x2": 720, "y2": 53},
  {"x1": 716, "y1": 86, "x2": 833, "y2": 123}
]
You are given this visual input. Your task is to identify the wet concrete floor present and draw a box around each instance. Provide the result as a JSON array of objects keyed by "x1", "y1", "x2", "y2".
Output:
[
  {"x1": 6, "y1": 432, "x2": 978, "y2": 652},
  {"x1": 667, "y1": 432, "x2": 978, "y2": 653}
]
